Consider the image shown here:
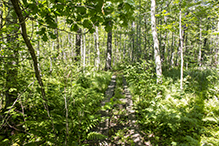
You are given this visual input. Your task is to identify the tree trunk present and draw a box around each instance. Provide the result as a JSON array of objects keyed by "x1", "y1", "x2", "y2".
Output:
[
  {"x1": 119, "y1": 27, "x2": 122, "y2": 61},
  {"x1": 144, "y1": 15, "x2": 148, "y2": 60},
  {"x1": 55, "y1": 17, "x2": 59, "y2": 58},
  {"x1": 3, "y1": 0, "x2": 20, "y2": 142},
  {"x1": 11, "y1": 0, "x2": 56, "y2": 136},
  {"x1": 94, "y1": 26, "x2": 100, "y2": 70},
  {"x1": 105, "y1": 22, "x2": 112, "y2": 71},
  {"x1": 179, "y1": 0, "x2": 184, "y2": 90},
  {"x1": 0, "y1": 2, "x2": 3, "y2": 109},
  {"x1": 138, "y1": 0, "x2": 142, "y2": 62},
  {"x1": 88, "y1": 34, "x2": 91, "y2": 65},
  {"x1": 75, "y1": 28, "x2": 82, "y2": 62},
  {"x1": 83, "y1": 31, "x2": 86, "y2": 70},
  {"x1": 151, "y1": 0, "x2": 162, "y2": 83},
  {"x1": 5, "y1": 0, "x2": 19, "y2": 109},
  {"x1": 198, "y1": 28, "x2": 202, "y2": 67},
  {"x1": 170, "y1": 32, "x2": 175, "y2": 68},
  {"x1": 114, "y1": 29, "x2": 119, "y2": 65},
  {"x1": 131, "y1": 21, "x2": 135, "y2": 62},
  {"x1": 11, "y1": 0, "x2": 45, "y2": 94},
  {"x1": 36, "y1": 21, "x2": 41, "y2": 74},
  {"x1": 123, "y1": 33, "x2": 126, "y2": 60}
]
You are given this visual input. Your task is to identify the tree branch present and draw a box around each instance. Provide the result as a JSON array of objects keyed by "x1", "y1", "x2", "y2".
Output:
[{"x1": 10, "y1": 0, "x2": 56, "y2": 141}]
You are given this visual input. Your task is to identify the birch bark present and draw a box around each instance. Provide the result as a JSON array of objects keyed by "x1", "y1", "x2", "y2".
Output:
[
  {"x1": 95, "y1": 26, "x2": 100, "y2": 70},
  {"x1": 179, "y1": 0, "x2": 184, "y2": 90},
  {"x1": 105, "y1": 22, "x2": 112, "y2": 71},
  {"x1": 151, "y1": 0, "x2": 162, "y2": 83}
]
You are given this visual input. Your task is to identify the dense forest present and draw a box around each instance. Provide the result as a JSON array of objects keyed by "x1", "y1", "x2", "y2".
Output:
[{"x1": 0, "y1": 0, "x2": 219, "y2": 145}]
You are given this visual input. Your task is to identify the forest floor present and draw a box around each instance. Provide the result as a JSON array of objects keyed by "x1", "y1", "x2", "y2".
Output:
[{"x1": 91, "y1": 72, "x2": 150, "y2": 146}]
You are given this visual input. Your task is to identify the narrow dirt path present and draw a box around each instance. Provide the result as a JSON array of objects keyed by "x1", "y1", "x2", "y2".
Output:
[
  {"x1": 121, "y1": 76, "x2": 144, "y2": 145},
  {"x1": 105, "y1": 75, "x2": 145, "y2": 146},
  {"x1": 90, "y1": 73, "x2": 146, "y2": 145}
]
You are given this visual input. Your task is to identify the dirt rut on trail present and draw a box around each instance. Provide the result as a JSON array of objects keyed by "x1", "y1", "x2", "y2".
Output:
[
  {"x1": 90, "y1": 74, "x2": 147, "y2": 146},
  {"x1": 121, "y1": 76, "x2": 145, "y2": 146}
]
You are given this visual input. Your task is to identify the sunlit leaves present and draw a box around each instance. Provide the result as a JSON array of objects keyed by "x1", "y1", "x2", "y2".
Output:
[{"x1": 20, "y1": 0, "x2": 134, "y2": 42}]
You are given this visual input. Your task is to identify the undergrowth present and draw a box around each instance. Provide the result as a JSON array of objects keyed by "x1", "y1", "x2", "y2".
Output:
[
  {"x1": 0, "y1": 65, "x2": 112, "y2": 146},
  {"x1": 122, "y1": 61, "x2": 219, "y2": 146}
]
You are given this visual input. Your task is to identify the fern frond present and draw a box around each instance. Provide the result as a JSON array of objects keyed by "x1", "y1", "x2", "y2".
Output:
[{"x1": 87, "y1": 132, "x2": 107, "y2": 141}]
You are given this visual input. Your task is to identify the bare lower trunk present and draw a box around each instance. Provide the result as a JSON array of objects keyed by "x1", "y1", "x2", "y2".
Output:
[
  {"x1": 179, "y1": 0, "x2": 183, "y2": 90},
  {"x1": 5, "y1": 0, "x2": 19, "y2": 109},
  {"x1": 95, "y1": 26, "x2": 100, "y2": 70},
  {"x1": 83, "y1": 31, "x2": 86, "y2": 70},
  {"x1": 105, "y1": 30, "x2": 112, "y2": 71},
  {"x1": 198, "y1": 28, "x2": 202, "y2": 67},
  {"x1": 75, "y1": 28, "x2": 82, "y2": 62},
  {"x1": 170, "y1": 32, "x2": 175, "y2": 68},
  {"x1": 105, "y1": 21, "x2": 112, "y2": 71},
  {"x1": 151, "y1": 0, "x2": 162, "y2": 83},
  {"x1": 11, "y1": 0, "x2": 56, "y2": 138}
]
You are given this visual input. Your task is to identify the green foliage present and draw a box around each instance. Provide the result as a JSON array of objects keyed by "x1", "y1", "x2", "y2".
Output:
[
  {"x1": 124, "y1": 60, "x2": 157, "y2": 100},
  {"x1": 0, "y1": 65, "x2": 112, "y2": 145},
  {"x1": 87, "y1": 132, "x2": 107, "y2": 141},
  {"x1": 123, "y1": 62, "x2": 219, "y2": 146},
  {"x1": 1, "y1": 0, "x2": 219, "y2": 145}
]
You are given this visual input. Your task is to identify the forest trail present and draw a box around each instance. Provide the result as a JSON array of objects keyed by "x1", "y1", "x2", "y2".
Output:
[{"x1": 92, "y1": 73, "x2": 149, "y2": 146}]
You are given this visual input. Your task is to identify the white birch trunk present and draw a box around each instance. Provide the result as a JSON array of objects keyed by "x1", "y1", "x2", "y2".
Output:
[
  {"x1": 151, "y1": 0, "x2": 162, "y2": 83},
  {"x1": 170, "y1": 32, "x2": 175, "y2": 68},
  {"x1": 105, "y1": 22, "x2": 112, "y2": 71},
  {"x1": 198, "y1": 28, "x2": 202, "y2": 67},
  {"x1": 83, "y1": 31, "x2": 86, "y2": 70},
  {"x1": 95, "y1": 26, "x2": 100, "y2": 70},
  {"x1": 179, "y1": 0, "x2": 184, "y2": 90}
]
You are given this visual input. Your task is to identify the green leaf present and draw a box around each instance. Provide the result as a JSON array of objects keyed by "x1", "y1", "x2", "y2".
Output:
[
  {"x1": 104, "y1": 25, "x2": 111, "y2": 32},
  {"x1": 36, "y1": 27, "x2": 46, "y2": 35},
  {"x1": 28, "y1": 3, "x2": 38, "y2": 15},
  {"x1": 87, "y1": 132, "x2": 107, "y2": 140},
  {"x1": 171, "y1": 141, "x2": 177, "y2": 145},
  {"x1": 24, "y1": 141, "x2": 45, "y2": 146},
  {"x1": 89, "y1": 28, "x2": 95, "y2": 34},
  {"x1": 83, "y1": 19, "x2": 92, "y2": 28},
  {"x1": 70, "y1": 24, "x2": 79, "y2": 32},
  {"x1": 9, "y1": 88, "x2": 17, "y2": 92},
  {"x1": 45, "y1": 16, "x2": 57, "y2": 28},
  {"x1": 66, "y1": 19, "x2": 73, "y2": 24},
  {"x1": 56, "y1": 3, "x2": 64, "y2": 10},
  {"x1": 22, "y1": 0, "x2": 28, "y2": 6},
  {"x1": 48, "y1": 32, "x2": 57, "y2": 39},
  {"x1": 76, "y1": 15, "x2": 82, "y2": 22},
  {"x1": 77, "y1": 7, "x2": 86, "y2": 15},
  {"x1": 42, "y1": 34, "x2": 48, "y2": 42},
  {"x1": 203, "y1": 117, "x2": 218, "y2": 123}
]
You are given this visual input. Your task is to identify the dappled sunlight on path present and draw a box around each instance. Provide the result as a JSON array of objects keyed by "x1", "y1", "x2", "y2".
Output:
[{"x1": 89, "y1": 74, "x2": 148, "y2": 146}]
